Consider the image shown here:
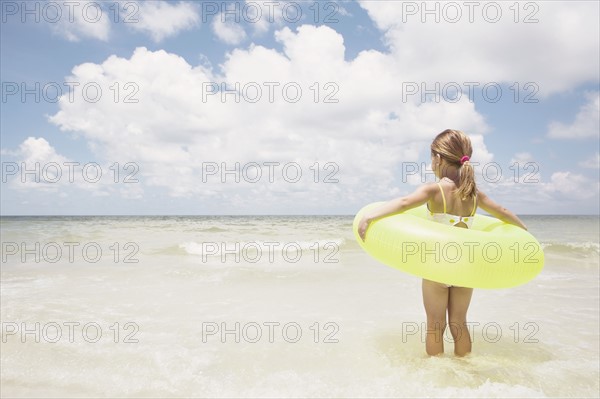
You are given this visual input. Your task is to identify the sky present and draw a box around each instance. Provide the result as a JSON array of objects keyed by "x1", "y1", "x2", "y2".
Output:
[{"x1": 1, "y1": 0, "x2": 599, "y2": 215}]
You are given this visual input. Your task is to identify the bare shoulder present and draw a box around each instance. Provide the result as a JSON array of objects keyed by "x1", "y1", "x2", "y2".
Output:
[
  {"x1": 421, "y1": 182, "x2": 441, "y2": 195},
  {"x1": 406, "y1": 182, "x2": 440, "y2": 202},
  {"x1": 475, "y1": 189, "x2": 497, "y2": 208}
]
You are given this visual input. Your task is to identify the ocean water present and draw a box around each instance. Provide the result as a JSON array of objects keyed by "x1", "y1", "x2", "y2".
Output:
[{"x1": 1, "y1": 214, "x2": 598, "y2": 398}]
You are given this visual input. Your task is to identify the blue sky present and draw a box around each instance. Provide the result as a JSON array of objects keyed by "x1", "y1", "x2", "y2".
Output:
[{"x1": 1, "y1": 0, "x2": 599, "y2": 215}]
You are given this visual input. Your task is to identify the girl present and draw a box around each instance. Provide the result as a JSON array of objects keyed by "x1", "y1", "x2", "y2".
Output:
[{"x1": 358, "y1": 129, "x2": 527, "y2": 357}]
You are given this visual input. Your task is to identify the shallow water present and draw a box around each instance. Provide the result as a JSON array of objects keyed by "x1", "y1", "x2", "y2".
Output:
[{"x1": 1, "y1": 215, "x2": 598, "y2": 397}]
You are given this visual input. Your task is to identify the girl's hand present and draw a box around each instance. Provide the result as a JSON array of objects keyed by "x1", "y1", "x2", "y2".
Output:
[{"x1": 358, "y1": 216, "x2": 371, "y2": 241}]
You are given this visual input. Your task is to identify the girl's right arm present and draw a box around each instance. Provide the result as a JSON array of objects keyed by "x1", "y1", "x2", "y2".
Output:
[
  {"x1": 358, "y1": 183, "x2": 438, "y2": 241},
  {"x1": 476, "y1": 189, "x2": 528, "y2": 230}
]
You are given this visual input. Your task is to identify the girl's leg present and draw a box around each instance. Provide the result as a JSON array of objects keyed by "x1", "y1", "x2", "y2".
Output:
[
  {"x1": 422, "y1": 279, "x2": 449, "y2": 356},
  {"x1": 447, "y1": 286, "x2": 474, "y2": 357}
]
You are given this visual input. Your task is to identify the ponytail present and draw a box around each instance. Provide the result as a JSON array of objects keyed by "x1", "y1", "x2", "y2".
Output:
[{"x1": 456, "y1": 161, "x2": 476, "y2": 200}]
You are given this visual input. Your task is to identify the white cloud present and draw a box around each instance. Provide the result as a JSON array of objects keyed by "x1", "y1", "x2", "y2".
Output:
[
  {"x1": 357, "y1": 1, "x2": 599, "y2": 97},
  {"x1": 543, "y1": 171, "x2": 599, "y2": 200},
  {"x1": 579, "y1": 153, "x2": 600, "y2": 169},
  {"x1": 4, "y1": 137, "x2": 76, "y2": 192},
  {"x1": 547, "y1": 92, "x2": 600, "y2": 139},
  {"x1": 244, "y1": 0, "x2": 286, "y2": 35},
  {"x1": 47, "y1": 24, "x2": 494, "y2": 213},
  {"x1": 335, "y1": 3, "x2": 352, "y2": 17},
  {"x1": 49, "y1": 1, "x2": 110, "y2": 42},
  {"x1": 16, "y1": 13, "x2": 599, "y2": 214},
  {"x1": 466, "y1": 165, "x2": 599, "y2": 214},
  {"x1": 19, "y1": 137, "x2": 69, "y2": 166},
  {"x1": 212, "y1": 13, "x2": 248, "y2": 45},
  {"x1": 488, "y1": 150, "x2": 597, "y2": 209},
  {"x1": 128, "y1": 1, "x2": 200, "y2": 42},
  {"x1": 4, "y1": 137, "x2": 142, "y2": 199}
]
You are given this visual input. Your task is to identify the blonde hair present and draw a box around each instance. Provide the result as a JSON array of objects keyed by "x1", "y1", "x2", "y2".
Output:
[{"x1": 430, "y1": 129, "x2": 476, "y2": 200}]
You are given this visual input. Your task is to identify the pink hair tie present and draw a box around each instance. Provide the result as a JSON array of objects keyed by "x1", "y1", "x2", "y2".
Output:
[{"x1": 460, "y1": 155, "x2": 470, "y2": 164}]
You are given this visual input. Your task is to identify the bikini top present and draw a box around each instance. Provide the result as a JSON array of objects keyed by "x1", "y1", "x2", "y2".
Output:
[{"x1": 427, "y1": 182, "x2": 477, "y2": 228}]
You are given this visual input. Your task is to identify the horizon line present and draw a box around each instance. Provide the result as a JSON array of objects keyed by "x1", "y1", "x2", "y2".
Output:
[{"x1": 1, "y1": 213, "x2": 599, "y2": 217}]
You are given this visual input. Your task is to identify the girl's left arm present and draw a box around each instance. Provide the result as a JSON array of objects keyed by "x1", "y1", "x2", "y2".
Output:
[{"x1": 358, "y1": 183, "x2": 437, "y2": 241}]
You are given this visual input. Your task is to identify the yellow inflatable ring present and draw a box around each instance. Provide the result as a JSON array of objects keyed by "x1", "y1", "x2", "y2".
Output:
[{"x1": 353, "y1": 203, "x2": 545, "y2": 289}]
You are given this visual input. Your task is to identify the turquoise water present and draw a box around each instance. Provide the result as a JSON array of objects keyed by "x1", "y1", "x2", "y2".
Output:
[{"x1": 1, "y1": 215, "x2": 599, "y2": 397}]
